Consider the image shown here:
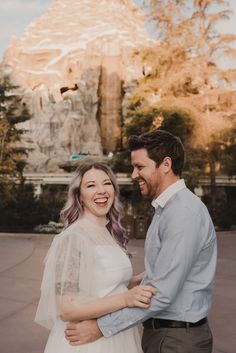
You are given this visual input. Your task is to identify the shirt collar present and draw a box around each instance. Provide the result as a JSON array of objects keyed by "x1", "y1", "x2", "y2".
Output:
[{"x1": 151, "y1": 179, "x2": 186, "y2": 209}]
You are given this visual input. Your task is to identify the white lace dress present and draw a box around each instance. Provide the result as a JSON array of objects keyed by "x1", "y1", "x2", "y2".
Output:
[{"x1": 35, "y1": 216, "x2": 142, "y2": 353}]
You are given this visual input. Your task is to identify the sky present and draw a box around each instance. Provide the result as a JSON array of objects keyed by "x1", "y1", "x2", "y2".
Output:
[{"x1": 0, "y1": 0, "x2": 236, "y2": 61}]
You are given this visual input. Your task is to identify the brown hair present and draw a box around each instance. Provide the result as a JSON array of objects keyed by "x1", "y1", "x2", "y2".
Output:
[{"x1": 128, "y1": 129, "x2": 185, "y2": 176}]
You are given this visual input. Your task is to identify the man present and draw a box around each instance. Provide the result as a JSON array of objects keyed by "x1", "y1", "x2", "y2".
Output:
[{"x1": 65, "y1": 129, "x2": 217, "y2": 353}]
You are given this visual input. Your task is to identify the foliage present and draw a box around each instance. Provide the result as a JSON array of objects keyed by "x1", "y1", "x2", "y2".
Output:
[
  {"x1": 123, "y1": 0, "x2": 235, "y2": 179},
  {"x1": 108, "y1": 150, "x2": 132, "y2": 173},
  {"x1": 131, "y1": 0, "x2": 236, "y2": 114},
  {"x1": 110, "y1": 0, "x2": 236, "y2": 228},
  {"x1": 0, "y1": 74, "x2": 68, "y2": 231},
  {"x1": 0, "y1": 183, "x2": 66, "y2": 231},
  {"x1": 0, "y1": 75, "x2": 31, "y2": 182},
  {"x1": 37, "y1": 185, "x2": 67, "y2": 223},
  {"x1": 0, "y1": 183, "x2": 38, "y2": 230},
  {"x1": 0, "y1": 73, "x2": 33, "y2": 229},
  {"x1": 202, "y1": 186, "x2": 236, "y2": 229}
]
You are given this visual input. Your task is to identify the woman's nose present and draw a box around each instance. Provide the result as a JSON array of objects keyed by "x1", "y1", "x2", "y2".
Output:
[{"x1": 97, "y1": 184, "x2": 106, "y2": 193}]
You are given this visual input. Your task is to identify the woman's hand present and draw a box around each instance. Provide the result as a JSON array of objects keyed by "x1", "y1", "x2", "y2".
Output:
[
  {"x1": 123, "y1": 285, "x2": 156, "y2": 308},
  {"x1": 128, "y1": 272, "x2": 145, "y2": 289}
]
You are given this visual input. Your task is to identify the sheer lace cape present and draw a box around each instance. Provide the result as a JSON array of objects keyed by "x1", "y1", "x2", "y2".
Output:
[{"x1": 35, "y1": 216, "x2": 121, "y2": 329}]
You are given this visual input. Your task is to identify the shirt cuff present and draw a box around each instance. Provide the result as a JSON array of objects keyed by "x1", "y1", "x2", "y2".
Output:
[{"x1": 97, "y1": 315, "x2": 135, "y2": 337}]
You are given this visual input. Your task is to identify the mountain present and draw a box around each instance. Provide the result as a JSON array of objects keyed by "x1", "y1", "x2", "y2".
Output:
[{"x1": 2, "y1": 0, "x2": 153, "y2": 171}]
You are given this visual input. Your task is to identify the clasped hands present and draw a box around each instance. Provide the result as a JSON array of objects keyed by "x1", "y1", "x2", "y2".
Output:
[
  {"x1": 64, "y1": 284, "x2": 155, "y2": 346},
  {"x1": 65, "y1": 319, "x2": 101, "y2": 346}
]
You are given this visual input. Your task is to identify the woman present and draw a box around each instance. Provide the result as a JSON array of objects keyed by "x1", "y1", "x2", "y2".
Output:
[{"x1": 35, "y1": 162, "x2": 155, "y2": 353}]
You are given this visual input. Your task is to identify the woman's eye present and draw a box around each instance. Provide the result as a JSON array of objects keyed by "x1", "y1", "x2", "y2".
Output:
[
  {"x1": 104, "y1": 182, "x2": 112, "y2": 185},
  {"x1": 87, "y1": 184, "x2": 94, "y2": 188}
]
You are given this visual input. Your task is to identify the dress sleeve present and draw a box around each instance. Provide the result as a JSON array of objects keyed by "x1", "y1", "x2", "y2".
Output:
[{"x1": 34, "y1": 231, "x2": 81, "y2": 329}]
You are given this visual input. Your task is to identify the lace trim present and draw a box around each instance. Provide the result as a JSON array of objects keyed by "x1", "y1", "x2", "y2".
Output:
[{"x1": 55, "y1": 281, "x2": 79, "y2": 295}]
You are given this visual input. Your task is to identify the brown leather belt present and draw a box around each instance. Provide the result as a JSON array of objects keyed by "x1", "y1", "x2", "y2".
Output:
[{"x1": 143, "y1": 317, "x2": 207, "y2": 329}]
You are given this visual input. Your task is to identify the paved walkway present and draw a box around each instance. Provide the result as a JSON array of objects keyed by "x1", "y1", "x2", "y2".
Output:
[{"x1": 0, "y1": 231, "x2": 235, "y2": 353}]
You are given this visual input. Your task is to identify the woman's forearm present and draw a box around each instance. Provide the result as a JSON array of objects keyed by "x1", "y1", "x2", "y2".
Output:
[
  {"x1": 60, "y1": 292, "x2": 126, "y2": 321},
  {"x1": 60, "y1": 284, "x2": 154, "y2": 321}
]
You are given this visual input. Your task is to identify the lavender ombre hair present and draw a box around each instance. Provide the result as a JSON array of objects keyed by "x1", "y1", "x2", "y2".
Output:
[{"x1": 60, "y1": 162, "x2": 128, "y2": 249}]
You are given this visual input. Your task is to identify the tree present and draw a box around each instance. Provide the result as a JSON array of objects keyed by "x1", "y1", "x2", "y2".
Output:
[
  {"x1": 0, "y1": 75, "x2": 31, "y2": 183},
  {"x1": 197, "y1": 114, "x2": 236, "y2": 220},
  {"x1": 111, "y1": 0, "x2": 236, "y2": 226},
  {"x1": 0, "y1": 74, "x2": 33, "y2": 230},
  {"x1": 0, "y1": 75, "x2": 68, "y2": 231},
  {"x1": 123, "y1": 0, "x2": 236, "y2": 172}
]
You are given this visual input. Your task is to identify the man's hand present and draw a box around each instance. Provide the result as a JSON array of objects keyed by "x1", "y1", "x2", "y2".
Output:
[{"x1": 65, "y1": 319, "x2": 102, "y2": 346}]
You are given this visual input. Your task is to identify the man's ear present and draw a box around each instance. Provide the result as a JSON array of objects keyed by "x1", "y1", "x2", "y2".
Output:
[{"x1": 162, "y1": 157, "x2": 172, "y2": 173}]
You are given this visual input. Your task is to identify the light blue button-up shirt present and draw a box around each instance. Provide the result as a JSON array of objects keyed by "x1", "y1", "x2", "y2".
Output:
[{"x1": 98, "y1": 179, "x2": 217, "y2": 337}]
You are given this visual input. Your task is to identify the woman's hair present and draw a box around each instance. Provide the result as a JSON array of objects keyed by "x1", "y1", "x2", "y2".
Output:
[
  {"x1": 60, "y1": 162, "x2": 128, "y2": 248},
  {"x1": 128, "y1": 129, "x2": 185, "y2": 176}
]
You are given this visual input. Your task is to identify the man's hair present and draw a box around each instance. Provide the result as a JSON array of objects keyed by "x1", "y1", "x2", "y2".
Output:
[{"x1": 128, "y1": 129, "x2": 185, "y2": 176}]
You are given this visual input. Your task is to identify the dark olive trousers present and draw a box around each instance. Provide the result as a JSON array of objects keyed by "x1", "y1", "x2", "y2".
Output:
[{"x1": 142, "y1": 323, "x2": 213, "y2": 353}]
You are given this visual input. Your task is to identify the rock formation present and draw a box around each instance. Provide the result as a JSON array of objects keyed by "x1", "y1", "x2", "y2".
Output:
[{"x1": 2, "y1": 0, "x2": 153, "y2": 171}]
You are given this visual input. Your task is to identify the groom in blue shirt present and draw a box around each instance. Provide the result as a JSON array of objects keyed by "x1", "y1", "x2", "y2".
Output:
[{"x1": 65, "y1": 129, "x2": 217, "y2": 353}]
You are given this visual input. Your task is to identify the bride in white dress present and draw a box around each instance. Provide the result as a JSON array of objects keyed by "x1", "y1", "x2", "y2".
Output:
[{"x1": 35, "y1": 162, "x2": 154, "y2": 353}]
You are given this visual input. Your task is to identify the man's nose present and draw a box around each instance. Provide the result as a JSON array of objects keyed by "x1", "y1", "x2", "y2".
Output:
[{"x1": 131, "y1": 168, "x2": 139, "y2": 180}]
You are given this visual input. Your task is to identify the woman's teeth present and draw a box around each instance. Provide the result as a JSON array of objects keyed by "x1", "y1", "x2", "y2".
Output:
[{"x1": 94, "y1": 198, "x2": 108, "y2": 204}]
